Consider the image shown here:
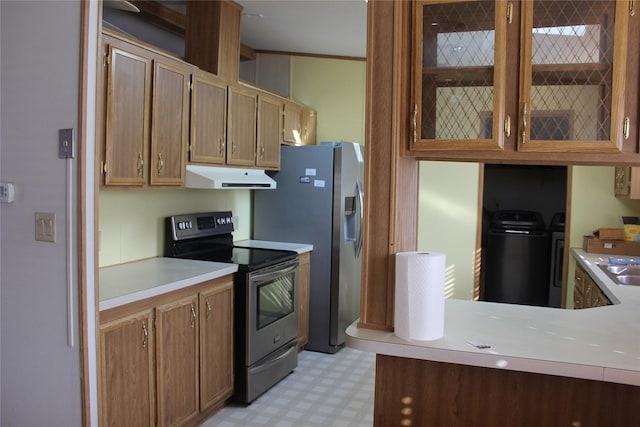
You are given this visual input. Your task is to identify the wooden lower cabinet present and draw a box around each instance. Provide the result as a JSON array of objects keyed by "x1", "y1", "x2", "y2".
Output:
[
  {"x1": 156, "y1": 295, "x2": 200, "y2": 427},
  {"x1": 297, "y1": 252, "x2": 311, "y2": 351},
  {"x1": 375, "y1": 355, "x2": 640, "y2": 427},
  {"x1": 99, "y1": 276, "x2": 234, "y2": 427},
  {"x1": 574, "y1": 263, "x2": 610, "y2": 309},
  {"x1": 100, "y1": 309, "x2": 155, "y2": 427},
  {"x1": 199, "y1": 283, "x2": 234, "y2": 410}
]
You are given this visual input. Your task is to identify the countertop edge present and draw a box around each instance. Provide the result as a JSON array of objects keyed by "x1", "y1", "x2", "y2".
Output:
[{"x1": 234, "y1": 239, "x2": 313, "y2": 254}]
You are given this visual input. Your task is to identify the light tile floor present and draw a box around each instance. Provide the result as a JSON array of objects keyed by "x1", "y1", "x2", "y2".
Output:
[{"x1": 201, "y1": 347, "x2": 376, "y2": 427}]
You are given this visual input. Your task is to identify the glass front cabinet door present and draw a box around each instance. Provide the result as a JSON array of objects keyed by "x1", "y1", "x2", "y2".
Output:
[{"x1": 412, "y1": 0, "x2": 632, "y2": 153}]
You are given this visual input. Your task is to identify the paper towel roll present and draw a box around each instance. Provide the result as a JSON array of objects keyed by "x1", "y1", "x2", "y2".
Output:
[{"x1": 394, "y1": 251, "x2": 445, "y2": 341}]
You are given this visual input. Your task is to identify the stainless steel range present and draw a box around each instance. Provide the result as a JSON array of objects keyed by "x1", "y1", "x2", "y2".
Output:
[{"x1": 165, "y1": 211, "x2": 299, "y2": 404}]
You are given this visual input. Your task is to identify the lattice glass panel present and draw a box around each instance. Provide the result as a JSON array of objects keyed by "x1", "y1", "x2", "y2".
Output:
[
  {"x1": 421, "y1": 1, "x2": 496, "y2": 141},
  {"x1": 529, "y1": 0, "x2": 615, "y2": 141}
]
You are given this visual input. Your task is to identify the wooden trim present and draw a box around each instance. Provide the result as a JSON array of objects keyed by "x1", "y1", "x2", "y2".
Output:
[
  {"x1": 474, "y1": 164, "x2": 485, "y2": 301},
  {"x1": 562, "y1": 165, "x2": 574, "y2": 308},
  {"x1": 251, "y1": 49, "x2": 366, "y2": 62}
]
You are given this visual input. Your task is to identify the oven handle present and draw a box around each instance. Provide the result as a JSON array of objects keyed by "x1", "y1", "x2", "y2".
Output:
[
  {"x1": 248, "y1": 342, "x2": 297, "y2": 376},
  {"x1": 250, "y1": 260, "x2": 299, "y2": 284}
]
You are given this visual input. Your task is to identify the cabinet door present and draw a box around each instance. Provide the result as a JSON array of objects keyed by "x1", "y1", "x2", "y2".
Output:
[
  {"x1": 257, "y1": 94, "x2": 282, "y2": 169},
  {"x1": 227, "y1": 85, "x2": 257, "y2": 166},
  {"x1": 283, "y1": 101, "x2": 302, "y2": 144},
  {"x1": 156, "y1": 295, "x2": 199, "y2": 427},
  {"x1": 100, "y1": 309, "x2": 155, "y2": 427},
  {"x1": 199, "y1": 281, "x2": 234, "y2": 410},
  {"x1": 412, "y1": 0, "x2": 508, "y2": 151},
  {"x1": 518, "y1": 0, "x2": 629, "y2": 152},
  {"x1": 190, "y1": 69, "x2": 227, "y2": 165},
  {"x1": 150, "y1": 59, "x2": 191, "y2": 186},
  {"x1": 300, "y1": 107, "x2": 317, "y2": 146},
  {"x1": 297, "y1": 252, "x2": 311, "y2": 350},
  {"x1": 104, "y1": 39, "x2": 151, "y2": 185}
]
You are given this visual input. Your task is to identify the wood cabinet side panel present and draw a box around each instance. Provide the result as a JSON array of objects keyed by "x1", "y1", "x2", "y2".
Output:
[
  {"x1": 297, "y1": 252, "x2": 311, "y2": 350},
  {"x1": 374, "y1": 355, "x2": 640, "y2": 427}
]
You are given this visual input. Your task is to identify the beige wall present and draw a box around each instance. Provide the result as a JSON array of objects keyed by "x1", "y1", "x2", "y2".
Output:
[
  {"x1": 290, "y1": 56, "x2": 366, "y2": 145},
  {"x1": 418, "y1": 161, "x2": 480, "y2": 300},
  {"x1": 99, "y1": 189, "x2": 251, "y2": 267},
  {"x1": 566, "y1": 166, "x2": 640, "y2": 306}
]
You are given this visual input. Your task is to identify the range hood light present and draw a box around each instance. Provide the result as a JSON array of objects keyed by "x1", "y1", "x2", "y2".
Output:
[{"x1": 185, "y1": 165, "x2": 276, "y2": 190}]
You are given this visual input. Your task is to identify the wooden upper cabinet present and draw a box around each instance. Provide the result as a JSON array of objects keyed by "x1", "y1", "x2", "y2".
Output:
[
  {"x1": 257, "y1": 94, "x2": 283, "y2": 169},
  {"x1": 190, "y1": 69, "x2": 228, "y2": 165},
  {"x1": 412, "y1": 0, "x2": 508, "y2": 151},
  {"x1": 412, "y1": 0, "x2": 633, "y2": 154},
  {"x1": 185, "y1": 0, "x2": 242, "y2": 81},
  {"x1": 150, "y1": 59, "x2": 191, "y2": 185},
  {"x1": 103, "y1": 37, "x2": 151, "y2": 185},
  {"x1": 518, "y1": 0, "x2": 629, "y2": 152},
  {"x1": 300, "y1": 107, "x2": 317, "y2": 146},
  {"x1": 102, "y1": 32, "x2": 191, "y2": 187},
  {"x1": 283, "y1": 101, "x2": 303, "y2": 144},
  {"x1": 227, "y1": 84, "x2": 257, "y2": 166}
]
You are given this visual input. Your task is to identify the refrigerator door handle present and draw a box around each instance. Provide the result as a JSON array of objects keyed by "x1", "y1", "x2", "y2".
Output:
[{"x1": 355, "y1": 179, "x2": 364, "y2": 257}]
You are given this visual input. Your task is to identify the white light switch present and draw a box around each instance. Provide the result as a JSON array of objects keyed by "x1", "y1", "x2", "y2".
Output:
[{"x1": 35, "y1": 212, "x2": 56, "y2": 243}]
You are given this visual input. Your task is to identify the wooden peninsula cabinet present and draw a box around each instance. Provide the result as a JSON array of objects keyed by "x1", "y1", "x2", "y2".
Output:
[
  {"x1": 99, "y1": 276, "x2": 234, "y2": 427},
  {"x1": 573, "y1": 262, "x2": 610, "y2": 309}
]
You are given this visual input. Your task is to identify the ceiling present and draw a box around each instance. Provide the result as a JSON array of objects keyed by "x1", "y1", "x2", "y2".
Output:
[
  {"x1": 106, "y1": 0, "x2": 368, "y2": 59},
  {"x1": 235, "y1": 0, "x2": 368, "y2": 59}
]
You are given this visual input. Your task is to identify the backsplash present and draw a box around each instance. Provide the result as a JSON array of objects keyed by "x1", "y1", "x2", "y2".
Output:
[{"x1": 99, "y1": 189, "x2": 252, "y2": 267}]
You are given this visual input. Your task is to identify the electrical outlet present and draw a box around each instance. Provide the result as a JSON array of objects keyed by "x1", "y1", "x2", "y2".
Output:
[{"x1": 35, "y1": 212, "x2": 56, "y2": 243}]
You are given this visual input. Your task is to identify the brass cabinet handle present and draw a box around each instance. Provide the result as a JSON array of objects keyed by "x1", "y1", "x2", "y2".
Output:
[
  {"x1": 631, "y1": 0, "x2": 636, "y2": 16},
  {"x1": 521, "y1": 103, "x2": 528, "y2": 144},
  {"x1": 137, "y1": 153, "x2": 144, "y2": 176},
  {"x1": 190, "y1": 303, "x2": 196, "y2": 328},
  {"x1": 142, "y1": 322, "x2": 148, "y2": 349},
  {"x1": 157, "y1": 153, "x2": 164, "y2": 174},
  {"x1": 504, "y1": 115, "x2": 511, "y2": 137},
  {"x1": 219, "y1": 138, "x2": 225, "y2": 156},
  {"x1": 412, "y1": 104, "x2": 417, "y2": 143},
  {"x1": 623, "y1": 117, "x2": 630, "y2": 140},
  {"x1": 206, "y1": 299, "x2": 212, "y2": 320}
]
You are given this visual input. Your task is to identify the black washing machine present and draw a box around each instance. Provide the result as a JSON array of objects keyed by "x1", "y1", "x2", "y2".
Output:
[{"x1": 483, "y1": 210, "x2": 550, "y2": 306}]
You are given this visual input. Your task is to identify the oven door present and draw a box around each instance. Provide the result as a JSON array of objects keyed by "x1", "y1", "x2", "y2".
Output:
[{"x1": 247, "y1": 258, "x2": 299, "y2": 365}]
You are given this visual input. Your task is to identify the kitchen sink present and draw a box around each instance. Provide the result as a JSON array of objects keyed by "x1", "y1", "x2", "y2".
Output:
[{"x1": 598, "y1": 264, "x2": 640, "y2": 286}]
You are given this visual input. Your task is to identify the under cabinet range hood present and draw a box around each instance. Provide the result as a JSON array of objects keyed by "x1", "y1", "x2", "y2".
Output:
[{"x1": 184, "y1": 165, "x2": 277, "y2": 190}]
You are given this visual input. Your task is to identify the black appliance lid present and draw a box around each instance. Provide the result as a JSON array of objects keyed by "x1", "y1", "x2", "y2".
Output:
[{"x1": 490, "y1": 210, "x2": 545, "y2": 231}]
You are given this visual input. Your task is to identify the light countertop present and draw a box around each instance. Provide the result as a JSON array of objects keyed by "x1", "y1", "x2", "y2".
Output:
[
  {"x1": 234, "y1": 239, "x2": 313, "y2": 254},
  {"x1": 99, "y1": 257, "x2": 238, "y2": 311},
  {"x1": 347, "y1": 248, "x2": 640, "y2": 386}
]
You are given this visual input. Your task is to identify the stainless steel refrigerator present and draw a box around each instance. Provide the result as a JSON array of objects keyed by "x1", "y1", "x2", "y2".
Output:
[{"x1": 252, "y1": 141, "x2": 364, "y2": 353}]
